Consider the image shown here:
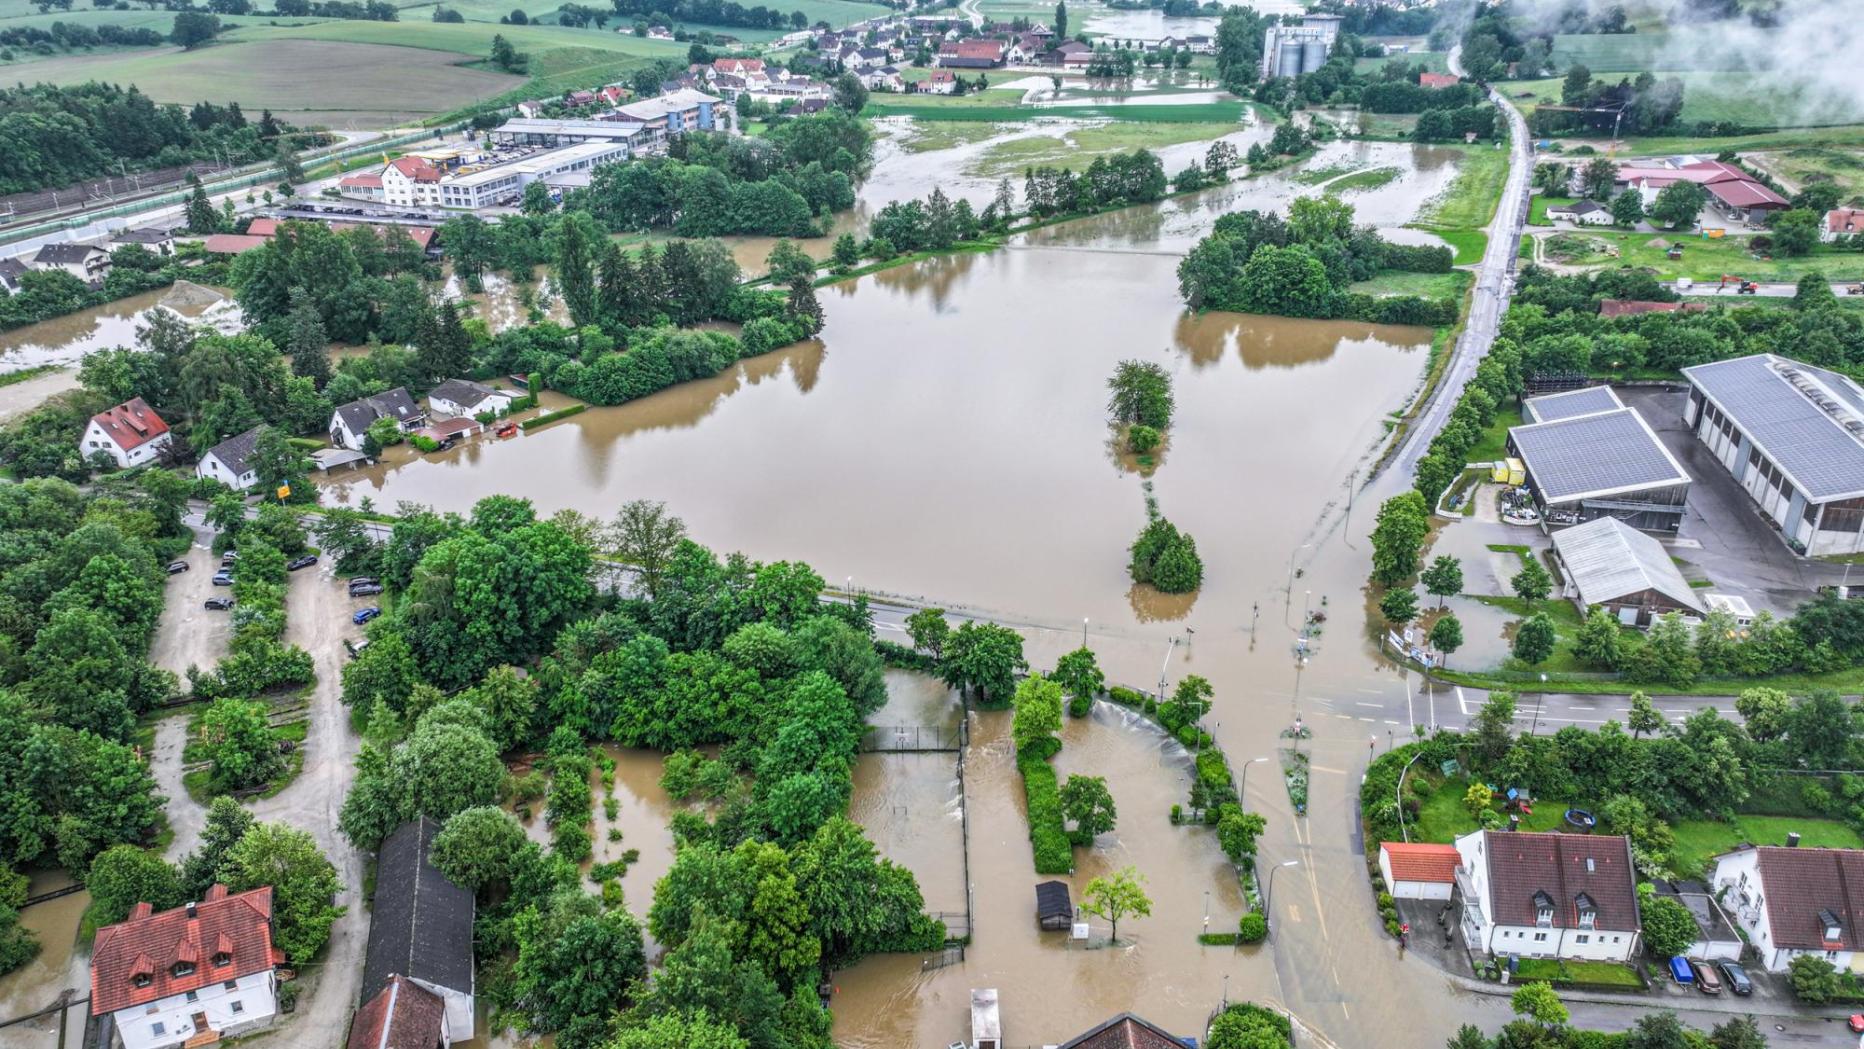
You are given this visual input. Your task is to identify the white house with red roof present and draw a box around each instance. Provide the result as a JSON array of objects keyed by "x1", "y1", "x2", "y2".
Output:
[
  {"x1": 1824, "y1": 207, "x2": 1864, "y2": 243},
  {"x1": 90, "y1": 885, "x2": 282, "y2": 1049},
  {"x1": 381, "y1": 156, "x2": 442, "y2": 208},
  {"x1": 337, "y1": 170, "x2": 386, "y2": 203},
  {"x1": 80, "y1": 397, "x2": 172, "y2": 469},
  {"x1": 1379, "y1": 841, "x2": 1460, "y2": 900}
]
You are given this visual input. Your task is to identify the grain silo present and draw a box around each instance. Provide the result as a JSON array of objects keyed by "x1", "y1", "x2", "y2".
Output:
[{"x1": 1302, "y1": 39, "x2": 1327, "y2": 73}]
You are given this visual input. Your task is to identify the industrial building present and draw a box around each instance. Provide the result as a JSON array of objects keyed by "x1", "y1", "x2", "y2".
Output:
[
  {"x1": 1259, "y1": 14, "x2": 1341, "y2": 79},
  {"x1": 1508, "y1": 387, "x2": 1693, "y2": 532},
  {"x1": 1682, "y1": 353, "x2": 1864, "y2": 557},
  {"x1": 436, "y1": 140, "x2": 635, "y2": 210},
  {"x1": 489, "y1": 117, "x2": 660, "y2": 152}
]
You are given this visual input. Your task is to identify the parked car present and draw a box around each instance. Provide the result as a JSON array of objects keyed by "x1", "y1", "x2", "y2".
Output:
[
  {"x1": 352, "y1": 606, "x2": 381, "y2": 625},
  {"x1": 348, "y1": 577, "x2": 378, "y2": 587},
  {"x1": 287, "y1": 555, "x2": 319, "y2": 571},
  {"x1": 1691, "y1": 959, "x2": 1723, "y2": 995},
  {"x1": 212, "y1": 570, "x2": 234, "y2": 586},
  {"x1": 344, "y1": 638, "x2": 370, "y2": 657},
  {"x1": 165, "y1": 561, "x2": 190, "y2": 574},
  {"x1": 1718, "y1": 960, "x2": 1751, "y2": 996},
  {"x1": 1850, "y1": 1015, "x2": 1864, "y2": 1035},
  {"x1": 350, "y1": 582, "x2": 384, "y2": 596},
  {"x1": 204, "y1": 597, "x2": 234, "y2": 611},
  {"x1": 220, "y1": 551, "x2": 238, "y2": 564}
]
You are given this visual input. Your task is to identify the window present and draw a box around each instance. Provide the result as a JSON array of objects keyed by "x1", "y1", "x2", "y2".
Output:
[
  {"x1": 224, "y1": 981, "x2": 237, "y2": 991},
  {"x1": 171, "y1": 962, "x2": 195, "y2": 977},
  {"x1": 184, "y1": 991, "x2": 197, "y2": 1003},
  {"x1": 133, "y1": 974, "x2": 153, "y2": 988},
  {"x1": 213, "y1": 952, "x2": 231, "y2": 968},
  {"x1": 1536, "y1": 907, "x2": 1552, "y2": 926},
  {"x1": 1576, "y1": 935, "x2": 1589, "y2": 944},
  {"x1": 1533, "y1": 932, "x2": 1548, "y2": 942},
  {"x1": 230, "y1": 1001, "x2": 244, "y2": 1015},
  {"x1": 151, "y1": 1023, "x2": 166, "y2": 1037}
]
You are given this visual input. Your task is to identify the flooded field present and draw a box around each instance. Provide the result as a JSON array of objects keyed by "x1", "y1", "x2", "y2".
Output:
[{"x1": 0, "y1": 878, "x2": 91, "y2": 1049}]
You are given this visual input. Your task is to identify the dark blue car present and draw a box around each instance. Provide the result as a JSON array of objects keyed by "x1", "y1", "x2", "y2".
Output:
[{"x1": 352, "y1": 606, "x2": 381, "y2": 625}]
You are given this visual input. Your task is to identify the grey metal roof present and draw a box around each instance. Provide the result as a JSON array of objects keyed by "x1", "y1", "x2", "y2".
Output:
[
  {"x1": 427, "y1": 378, "x2": 497, "y2": 407},
  {"x1": 1522, "y1": 385, "x2": 1623, "y2": 424},
  {"x1": 1510, "y1": 407, "x2": 1691, "y2": 503},
  {"x1": 1551, "y1": 517, "x2": 1705, "y2": 614},
  {"x1": 360, "y1": 817, "x2": 474, "y2": 1004},
  {"x1": 1684, "y1": 354, "x2": 1864, "y2": 503}
]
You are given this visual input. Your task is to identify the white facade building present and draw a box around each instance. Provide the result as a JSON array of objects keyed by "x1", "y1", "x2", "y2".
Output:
[
  {"x1": 91, "y1": 886, "x2": 281, "y2": 1049},
  {"x1": 1453, "y1": 830, "x2": 1641, "y2": 962},
  {"x1": 1711, "y1": 844, "x2": 1864, "y2": 973},
  {"x1": 80, "y1": 397, "x2": 172, "y2": 469}
]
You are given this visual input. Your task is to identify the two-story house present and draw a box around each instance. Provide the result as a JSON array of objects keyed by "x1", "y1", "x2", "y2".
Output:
[
  {"x1": 427, "y1": 378, "x2": 513, "y2": 419},
  {"x1": 33, "y1": 242, "x2": 111, "y2": 284},
  {"x1": 80, "y1": 397, "x2": 172, "y2": 470},
  {"x1": 1711, "y1": 842, "x2": 1864, "y2": 972},
  {"x1": 380, "y1": 157, "x2": 443, "y2": 208},
  {"x1": 90, "y1": 885, "x2": 282, "y2": 1049},
  {"x1": 330, "y1": 388, "x2": 426, "y2": 451},
  {"x1": 1453, "y1": 830, "x2": 1642, "y2": 962},
  {"x1": 197, "y1": 425, "x2": 266, "y2": 492}
]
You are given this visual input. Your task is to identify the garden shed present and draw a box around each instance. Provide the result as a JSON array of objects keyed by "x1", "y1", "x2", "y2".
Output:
[{"x1": 1035, "y1": 881, "x2": 1073, "y2": 930}]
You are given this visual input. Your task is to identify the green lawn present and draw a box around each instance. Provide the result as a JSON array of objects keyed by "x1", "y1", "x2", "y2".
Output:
[
  {"x1": 1528, "y1": 195, "x2": 1578, "y2": 227},
  {"x1": 1752, "y1": 146, "x2": 1864, "y2": 208},
  {"x1": 1348, "y1": 269, "x2": 1470, "y2": 300},
  {"x1": 1508, "y1": 72, "x2": 1839, "y2": 129},
  {"x1": 1412, "y1": 775, "x2": 1575, "y2": 843},
  {"x1": 1564, "y1": 231, "x2": 1864, "y2": 282},
  {"x1": 1546, "y1": 30, "x2": 1741, "y2": 74},
  {"x1": 1470, "y1": 406, "x2": 1522, "y2": 463},
  {"x1": 971, "y1": 120, "x2": 1239, "y2": 177},
  {"x1": 1328, "y1": 166, "x2": 1402, "y2": 193},
  {"x1": 1669, "y1": 816, "x2": 1864, "y2": 876},
  {"x1": 1541, "y1": 231, "x2": 1621, "y2": 266},
  {"x1": 1434, "y1": 229, "x2": 1489, "y2": 265},
  {"x1": 1514, "y1": 958, "x2": 1645, "y2": 987},
  {"x1": 1414, "y1": 144, "x2": 1510, "y2": 231}
]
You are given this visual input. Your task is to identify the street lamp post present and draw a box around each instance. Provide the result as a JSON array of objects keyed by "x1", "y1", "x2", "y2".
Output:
[
  {"x1": 1395, "y1": 749, "x2": 1426, "y2": 843},
  {"x1": 1082, "y1": 617, "x2": 1088, "y2": 649},
  {"x1": 1264, "y1": 859, "x2": 1300, "y2": 941},
  {"x1": 1239, "y1": 756, "x2": 1269, "y2": 806}
]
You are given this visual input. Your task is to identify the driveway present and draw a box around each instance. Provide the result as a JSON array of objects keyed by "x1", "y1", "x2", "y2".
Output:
[
  {"x1": 243, "y1": 562, "x2": 370, "y2": 1045},
  {"x1": 148, "y1": 526, "x2": 231, "y2": 681}
]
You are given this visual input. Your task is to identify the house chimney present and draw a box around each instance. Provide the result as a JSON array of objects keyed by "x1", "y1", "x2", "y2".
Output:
[
  {"x1": 186, "y1": 901, "x2": 197, "y2": 919},
  {"x1": 1787, "y1": 832, "x2": 1802, "y2": 848}
]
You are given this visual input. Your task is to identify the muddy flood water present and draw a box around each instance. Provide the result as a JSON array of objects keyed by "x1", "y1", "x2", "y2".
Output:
[{"x1": 0, "y1": 122, "x2": 1508, "y2": 1049}]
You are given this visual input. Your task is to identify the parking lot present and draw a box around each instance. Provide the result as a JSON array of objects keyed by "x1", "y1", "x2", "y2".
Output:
[{"x1": 148, "y1": 525, "x2": 234, "y2": 679}]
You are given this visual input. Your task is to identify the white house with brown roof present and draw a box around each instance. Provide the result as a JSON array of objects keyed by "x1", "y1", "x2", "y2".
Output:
[
  {"x1": 33, "y1": 242, "x2": 111, "y2": 283},
  {"x1": 1825, "y1": 207, "x2": 1864, "y2": 243},
  {"x1": 1380, "y1": 841, "x2": 1460, "y2": 900},
  {"x1": 381, "y1": 157, "x2": 442, "y2": 208},
  {"x1": 90, "y1": 885, "x2": 281, "y2": 1049},
  {"x1": 1711, "y1": 843, "x2": 1864, "y2": 972},
  {"x1": 1453, "y1": 830, "x2": 1642, "y2": 961},
  {"x1": 81, "y1": 397, "x2": 172, "y2": 469}
]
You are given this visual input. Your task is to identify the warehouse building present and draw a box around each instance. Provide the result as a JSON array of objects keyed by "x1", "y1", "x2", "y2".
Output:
[
  {"x1": 1683, "y1": 353, "x2": 1864, "y2": 557},
  {"x1": 489, "y1": 117, "x2": 660, "y2": 152},
  {"x1": 1551, "y1": 517, "x2": 1705, "y2": 626},
  {"x1": 436, "y1": 141, "x2": 634, "y2": 210},
  {"x1": 1508, "y1": 389, "x2": 1692, "y2": 532}
]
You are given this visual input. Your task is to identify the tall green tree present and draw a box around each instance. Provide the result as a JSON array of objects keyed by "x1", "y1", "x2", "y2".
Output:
[
  {"x1": 609, "y1": 500, "x2": 686, "y2": 598},
  {"x1": 217, "y1": 822, "x2": 343, "y2": 963},
  {"x1": 1421, "y1": 555, "x2": 1463, "y2": 607},
  {"x1": 1510, "y1": 558, "x2": 1552, "y2": 605},
  {"x1": 1575, "y1": 607, "x2": 1626, "y2": 669},
  {"x1": 1052, "y1": 647, "x2": 1104, "y2": 716},
  {"x1": 939, "y1": 621, "x2": 1026, "y2": 704},
  {"x1": 1106, "y1": 359, "x2": 1174, "y2": 430},
  {"x1": 1370, "y1": 492, "x2": 1430, "y2": 586},
  {"x1": 1081, "y1": 865, "x2": 1151, "y2": 942},
  {"x1": 1060, "y1": 774, "x2": 1116, "y2": 844},
  {"x1": 1011, "y1": 673, "x2": 1064, "y2": 756},
  {"x1": 1429, "y1": 613, "x2": 1463, "y2": 669},
  {"x1": 84, "y1": 845, "x2": 181, "y2": 929},
  {"x1": 1380, "y1": 588, "x2": 1419, "y2": 629},
  {"x1": 555, "y1": 211, "x2": 599, "y2": 328},
  {"x1": 1513, "y1": 613, "x2": 1556, "y2": 666},
  {"x1": 904, "y1": 607, "x2": 950, "y2": 661}
]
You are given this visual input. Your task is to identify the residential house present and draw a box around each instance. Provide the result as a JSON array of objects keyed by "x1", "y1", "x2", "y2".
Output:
[
  {"x1": 381, "y1": 156, "x2": 443, "y2": 208},
  {"x1": 337, "y1": 171, "x2": 387, "y2": 203},
  {"x1": 916, "y1": 70, "x2": 959, "y2": 94},
  {"x1": 347, "y1": 975, "x2": 453, "y2": 1049},
  {"x1": 850, "y1": 46, "x2": 889, "y2": 69},
  {"x1": 1824, "y1": 207, "x2": 1864, "y2": 243},
  {"x1": 200, "y1": 234, "x2": 270, "y2": 256},
  {"x1": 109, "y1": 227, "x2": 177, "y2": 255},
  {"x1": 1184, "y1": 34, "x2": 1215, "y2": 54},
  {"x1": 32, "y1": 242, "x2": 110, "y2": 283},
  {"x1": 196, "y1": 425, "x2": 266, "y2": 492},
  {"x1": 90, "y1": 885, "x2": 282, "y2": 1049},
  {"x1": 861, "y1": 65, "x2": 905, "y2": 91},
  {"x1": 330, "y1": 387, "x2": 425, "y2": 451},
  {"x1": 1055, "y1": 39, "x2": 1093, "y2": 68},
  {"x1": 1545, "y1": 199, "x2": 1610, "y2": 225},
  {"x1": 80, "y1": 397, "x2": 172, "y2": 469},
  {"x1": 713, "y1": 57, "x2": 765, "y2": 77},
  {"x1": 0, "y1": 257, "x2": 27, "y2": 295},
  {"x1": 1007, "y1": 33, "x2": 1042, "y2": 63},
  {"x1": 1419, "y1": 71, "x2": 1460, "y2": 89},
  {"x1": 1379, "y1": 841, "x2": 1460, "y2": 900},
  {"x1": 565, "y1": 89, "x2": 598, "y2": 108},
  {"x1": 939, "y1": 38, "x2": 1007, "y2": 68},
  {"x1": 1712, "y1": 844, "x2": 1864, "y2": 972},
  {"x1": 360, "y1": 818, "x2": 476, "y2": 1039},
  {"x1": 1452, "y1": 830, "x2": 1642, "y2": 961},
  {"x1": 428, "y1": 378, "x2": 513, "y2": 418},
  {"x1": 1057, "y1": 1013, "x2": 1188, "y2": 1049}
]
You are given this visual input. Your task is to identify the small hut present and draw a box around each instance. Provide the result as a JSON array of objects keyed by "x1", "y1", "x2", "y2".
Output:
[{"x1": 1035, "y1": 880, "x2": 1073, "y2": 930}]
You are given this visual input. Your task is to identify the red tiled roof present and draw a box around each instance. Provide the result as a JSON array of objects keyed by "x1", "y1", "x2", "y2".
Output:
[
  {"x1": 1750, "y1": 846, "x2": 1864, "y2": 951},
  {"x1": 1381, "y1": 841, "x2": 1460, "y2": 883},
  {"x1": 346, "y1": 975, "x2": 447, "y2": 1049},
  {"x1": 1599, "y1": 299, "x2": 1708, "y2": 317},
  {"x1": 339, "y1": 173, "x2": 384, "y2": 189},
  {"x1": 1707, "y1": 178, "x2": 1789, "y2": 209},
  {"x1": 1828, "y1": 208, "x2": 1864, "y2": 236},
  {"x1": 714, "y1": 57, "x2": 764, "y2": 73},
  {"x1": 1419, "y1": 72, "x2": 1459, "y2": 89},
  {"x1": 91, "y1": 886, "x2": 276, "y2": 1016},
  {"x1": 1059, "y1": 1013, "x2": 1185, "y2": 1049},
  {"x1": 387, "y1": 156, "x2": 440, "y2": 183},
  {"x1": 201, "y1": 234, "x2": 270, "y2": 255},
  {"x1": 89, "y1": 397, "x2": 169, "y2": 451},
  {"x1": 1479, "y1": 830, "x2": 1640, "y2": 932},
  {"x1": 327, "y1": 222, "x2": 436, "y2": 251},
  {"x1": 244, "y1": 218, "x2": 279, "y2": 237},
  {"x1": 951, "y1": 38, "x2": 1006, "y2": 59}
]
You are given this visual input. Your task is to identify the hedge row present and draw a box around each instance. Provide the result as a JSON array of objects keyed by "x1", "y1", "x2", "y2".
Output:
[
  {"x1": 873, "y1": 638, "x2": 938, "y2": 672},
  {"x1": 521, "y1": 404, "x2": 589, "y2": 431},
  {"x1": 1018, "y1": 749, "x2": 1073, "y2": 875}
]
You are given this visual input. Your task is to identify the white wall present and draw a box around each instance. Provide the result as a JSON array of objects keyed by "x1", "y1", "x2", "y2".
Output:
[
  {"x1": 1379, "y1": 847, "x2": 1452, "y2": 900},
  {"x1": 80, "y1": 422, "x2": 169, "y2": 469},
  {"x1": 409, "y1": 977, "x2": 474, "y2": 1040},
  {"x1": 196, "y1": 452, "x2": 258, "y2": 491},
  {"x1": 112, "y1": 970, "x2": 276, "y2": 1049}
]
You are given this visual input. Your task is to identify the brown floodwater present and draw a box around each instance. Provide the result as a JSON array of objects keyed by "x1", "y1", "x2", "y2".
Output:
[{"x1": 0, "y1": 875, "x2": 91, "y2": 1048}]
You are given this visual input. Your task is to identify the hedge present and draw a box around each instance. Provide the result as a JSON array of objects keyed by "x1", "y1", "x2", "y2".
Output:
[
  {"x1": 1018, "y1": 749, "x2": 1073, "y2": 875},
  {"x1": 521, "y1": 404, "x2": 588, "y2": 431},
  {"x1": 873, "y1": 638, "x2": 937, "y2": 672}
]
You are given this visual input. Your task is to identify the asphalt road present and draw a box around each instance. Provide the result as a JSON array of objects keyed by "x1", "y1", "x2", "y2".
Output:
[{"x1": 1392, "y1": 47, "x2": 1534, "y2": 482}]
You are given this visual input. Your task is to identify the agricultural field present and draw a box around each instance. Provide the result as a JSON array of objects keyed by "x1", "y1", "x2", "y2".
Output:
[
  {"x1": 18, "y1": 37, "x2": 526, "y2": 126},
  {"x1": 1747, "y1": 145, "x2": 1864, "y2": 206},
  {"x1": 970, "y1": 119, "x2": 1238, "y2": 177},
  {"x1": 1506, "y1": 73, "x2": 1839, "y2": 130},
  {"x1": 1346, "y1": 269, "x2": 1470, "y2": 299},
  {"x1": 1534, "y1": 228, "x2": 1864, "y2": 281},
  {"x1": 1412, "y1": 142, "x2": 1510, "y2": 231},
  {"x1": 1547, "y1": 29, "x2": 1743, "y2": 73}
]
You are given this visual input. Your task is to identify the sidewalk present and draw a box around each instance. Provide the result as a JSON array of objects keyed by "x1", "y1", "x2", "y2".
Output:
[{"x1": 1444, "y1": 970, "x2": 1858, "y2": 1021}]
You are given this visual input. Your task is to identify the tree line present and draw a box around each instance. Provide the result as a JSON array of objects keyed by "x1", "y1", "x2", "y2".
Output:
[
  {"x1": 607, "y1": 0, "x2": 809, "y2": 30},
  {"x1": 0, "y1": 80, "x2": 301, "y2": 194},
  {"x1": 1178, "y1": 195, "x2": 1460, "y2": 325},
  {"x1": 328, "y1": 495, "x2": 944, "y2": 1048},
  {"x1": 0, "y1": 21, "x2": 164, "y2": 61}
]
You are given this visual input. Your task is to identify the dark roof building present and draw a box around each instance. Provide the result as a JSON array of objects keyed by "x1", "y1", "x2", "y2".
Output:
[
  {"x1": 360, "y1": 818, "x2": 476, "y2": 1039},
  {"x1": 1480, "y1": 831, "x2": 1639, "y2": 930},
  {"x1": 1683, "y1": 353, "x2": 1864, "y2": 557},
  {"x1": 199, "y1": 424, "x2": 266, "y2": 491},
  {"x1": 1521, "y1": 385, "x2": 1623, "y2": 424},
  {"x1": 1035, "y1": 880, "x2": 1072, "y2": 929},
  {"x1": 1508, "y1": 398, "x2": 1691, "y2": 531},
  {"x1": 1058, "y1": 1013, "x2": 1187, "y2": 1049},
  {"x1": 347, "y1": 974, "x2": 450, "y2": 1049},
  {"x1": 0, "y1": 256, "x2": 25, "y2": 294},
  {"x1": 1711, "y1": 844, "x2": 1864, "y2": 972},
  {"x1": 331, "y1": 387, "x2": 425, "y2": 450}
]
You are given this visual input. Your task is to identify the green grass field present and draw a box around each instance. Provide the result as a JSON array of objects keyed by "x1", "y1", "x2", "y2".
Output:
[
  {"x1": 1354, "y1": 50, "x2": 1448, "y2": 75},
  {"x1": 1752, "y1": 146, "x2": 1864, "y2": 207},
  {"x1": 1508, "y1": 74, "x2": 1843, "y2": 130},
  {"x1": 1347, "y1": 269, "x2": 1470, "y2": 299},
  {"x1": 971, "y1": 120, "x2": 1237, "y2": 177},
  {"x1": 1669, "y1": 816, "x2": 1864, "y2": 876},
  {"x1": 1327, "y1": 166, "x2": 1401, "y2": 193},
  {"x1": 1513, "y1": 959, "x2": 1645, "y2": 988},
  {"x1": 1414, "y1": 143, "x2": 1510, "y2": 231},
  {"x1": 1469, "y1": 404, "x2": 1523, "y2": 463},
  {"x1": 1412, "y1": 776, "x2": 1573, "y2": 843},
  {"x1": 1546, "y1": 30, "x2": 1742, "y2": 74},
  {"x1": 1554, "y1": 230, "x2": 1864, "y2": 281},
  {"x1": 1433, "y1": 228, "x2": 1488, "y2": 265},
  {"x1": 1528, "y1": 195, "x2": 1577, "y2": 226}
]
